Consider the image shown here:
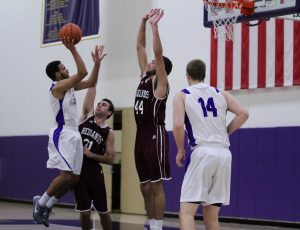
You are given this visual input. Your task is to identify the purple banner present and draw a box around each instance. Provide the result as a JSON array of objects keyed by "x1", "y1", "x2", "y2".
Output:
[{"x1": 42, "y1": 0, "x2": 100, "y2": 45}]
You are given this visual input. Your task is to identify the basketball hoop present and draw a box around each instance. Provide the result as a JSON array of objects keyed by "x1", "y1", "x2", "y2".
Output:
[{"x1": 203, "y1": 0, "x2": 254, "y2": 41}]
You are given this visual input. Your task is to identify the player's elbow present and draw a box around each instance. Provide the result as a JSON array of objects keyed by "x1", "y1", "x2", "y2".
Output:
[
  {"x1": 105, "y1": 151, "x2": 115, "y2": 165},
  {"x1": 136, "y1": 45, "x2": 145, "y2": 52},
  {"x1": 242, "y1": 110, "x2": 249, "y2": 123},
  {"x1": 108, "y1": 154, "x2": 115, "y2": 165},
  {"x1": 88, "y1": 79, "x2": 97, "y2": 87},
  {"x1": 78, "y1": 70, "x2": 88, "y2": 78},
  {"x1": 235, "y1": 109, "x2": 249, "y2": 128},
  {"x1": 154, "y1": 49, "x2": 163, "y2": 58},
  {"x1": 173, "y1": 122, "x2": 184, "y2": 133}
]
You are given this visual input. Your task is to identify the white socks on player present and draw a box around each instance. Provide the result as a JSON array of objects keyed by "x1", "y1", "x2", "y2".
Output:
[
  {"x1": 38, "y1": 192, "x2": 58, "y2": 208},
  {"x1": 46, "y1": 196, "x2": 58, "y2": 208},
  {"x1": 38, "y1": 192, "x2": 50, "y2": 206},
  {"x1": 149, "y1": 219, "x2": 163, "y2": 230}
]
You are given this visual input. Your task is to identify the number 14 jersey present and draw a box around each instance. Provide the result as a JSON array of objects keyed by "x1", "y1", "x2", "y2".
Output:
[
  {"x1": 182, "y1": 83, "x2": 230, "y2": 148},
  {"x1": 134, "y1": 75, "x2": 168, "y2": 130}
]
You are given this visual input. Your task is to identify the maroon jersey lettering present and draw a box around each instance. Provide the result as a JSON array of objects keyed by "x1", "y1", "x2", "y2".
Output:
[
  {"x1": 134, "y1": 76, "x2": 168, "y2": 129},
  {"x1": 79, "y1": 116, "x2": 110, "y2": 173}
]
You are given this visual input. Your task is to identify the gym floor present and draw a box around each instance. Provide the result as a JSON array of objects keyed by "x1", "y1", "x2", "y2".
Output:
[{"x1": 0, "y1": 201, "x2": 297, "y2": 230}]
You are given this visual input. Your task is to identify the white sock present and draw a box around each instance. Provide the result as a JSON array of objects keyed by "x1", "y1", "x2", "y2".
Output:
[
  {"x1": 46, "y1": 196, "x2": 58, "y2": 208},
  {"x1": 149, "y1": 219, "x2": 163, "y2": 230},
  {"x1": 38, "y1": 192, "x2": 50, "y2": 206},
  {"x1": 154, "y1": 219, "x2": 163, "y2": 230},
  {"x1": 149, "y1": 219, "x2": 155, "y2": 229}
]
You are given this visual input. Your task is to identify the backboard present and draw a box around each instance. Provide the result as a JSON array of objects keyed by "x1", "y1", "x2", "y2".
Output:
[{"x1": 204, "y1": 0, "x2": 300, "y2": 28}]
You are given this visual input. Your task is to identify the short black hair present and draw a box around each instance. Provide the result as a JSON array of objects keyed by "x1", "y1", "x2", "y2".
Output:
[
  {"x1": 186, "y1": 59, "x2": 206, "y2": 81},
  {"x1": 163, "y1": 56, "x2": 173, "y2": 76},
  {"x1": 102, "y1": 98, "x2": 114, "y2": 119},
  {"x1": 46, "y1": 61, "x2": 61, "y2": 81},
  {"x1": 145, "y1": 56, "x2": 173, "y2": 77}
]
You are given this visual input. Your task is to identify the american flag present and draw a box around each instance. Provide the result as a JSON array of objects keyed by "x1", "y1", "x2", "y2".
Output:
[{"x1": 210, "y1": 18, "x2": 300, "y2": 90}]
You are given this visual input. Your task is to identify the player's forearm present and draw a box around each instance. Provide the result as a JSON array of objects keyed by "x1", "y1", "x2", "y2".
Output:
[
  {"x1": 173, "y1": 125, "x2": 185, "y2": 151},
  {"x1": 151, "y1": 25, "x2": 163, "y2": 57},
  {"x1": 227, "y1": 112, "x2": 249, "y2": 135},
  {"x1": 86, "y1": 64, "x2": 100, "y2": 87},
  {"x1": 137, "y1": 19, "x2": 147, "y2": 49},
  {"x1": 89, "y1": 152, "x2": 114, "y2": 165},
  {"x1": 81, "y1": 87, "x2": 96, "y2": 118},
  {"x1": 70, "y1": 48, "x2": 88, "y2": 78}
]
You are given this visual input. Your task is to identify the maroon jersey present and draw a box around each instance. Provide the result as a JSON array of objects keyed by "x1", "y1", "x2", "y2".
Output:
[
  {"x1": 79, "y1": 116, "x2": 110, "y2": 174},
  {"x1": 134, "y1": 75, "x2": 168, "y2": 129}
]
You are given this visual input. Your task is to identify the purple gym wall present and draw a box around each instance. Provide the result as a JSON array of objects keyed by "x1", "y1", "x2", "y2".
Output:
[
  {"x1": 0, "y1": 127, "x2": 299, "y2": 222},
  {"x1": 165, "y1": 127, "x2": 300, "y2": 222}
]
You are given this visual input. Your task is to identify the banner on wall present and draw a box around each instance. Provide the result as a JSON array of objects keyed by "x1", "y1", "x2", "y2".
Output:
[
  {"x1": 41, "y1": 0, "x2": 100, "y2": 46},
  {"x1": 210, "y1": 18, "x2": 300, "y2": 90}
]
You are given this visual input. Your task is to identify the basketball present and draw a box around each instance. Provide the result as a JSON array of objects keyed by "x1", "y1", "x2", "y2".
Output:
[{"x1": 59, "y1": 23, "x2": 82, "y2": 45}]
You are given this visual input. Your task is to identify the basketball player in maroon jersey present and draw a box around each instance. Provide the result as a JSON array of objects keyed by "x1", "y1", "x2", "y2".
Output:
[
  {"x1": 135, "y1": 9, "x2": 172, "y2": 230},
  {"x1": 72, "y1": 46, "x2": 115, "y2": 230}
]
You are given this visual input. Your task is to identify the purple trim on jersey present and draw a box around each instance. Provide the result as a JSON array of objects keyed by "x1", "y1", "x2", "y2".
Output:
[
  {"x1": 53, "y1": 126, "x2": 72, "y2": 171},
  {"x1": 50, "y1": 83, "x2": 55, "y2": 91},
  {"x1": 184, "y1": 112, "x2": 196, "y2": 148},
  {"x1": 182, "y1": 89, "x2": 190, "y2": 94},
  {"x1": 56, "y1": 98, "x2": 65, "y2": 126},
  {"x1": 215, "y1": 87, "x2": 220, "y2": 93}
]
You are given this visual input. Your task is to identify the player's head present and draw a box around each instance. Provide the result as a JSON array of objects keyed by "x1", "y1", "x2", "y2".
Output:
[
  {"x1": 95, "y1": 98, "x2": 115, "y2": 120},
  {"x1": 146, "y1": 56, "x2": 173, "y2": 77},
  {"x1": 46, "y1": 61, "x2": 70, "y2": 81},
  {"x1": 186, "y1": 59, "x2": 206, "y2": 82}
]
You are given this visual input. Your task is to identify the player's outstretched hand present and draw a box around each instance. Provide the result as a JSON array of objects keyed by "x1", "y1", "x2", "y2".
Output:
[
  {"x1": 91, "y1": 45, "x2": 107, "y2": 65},
  {"x1": 143, "y1": 8, "x2": 159, "y2": 22},
  {"x1": 148, "y1": 8, "x2": 164, "y2": 26}
]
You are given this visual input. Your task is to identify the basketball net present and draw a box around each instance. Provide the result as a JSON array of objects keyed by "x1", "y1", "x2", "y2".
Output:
[{"x1": 204, "y1": 0, "x2": 252, "y2": 41}]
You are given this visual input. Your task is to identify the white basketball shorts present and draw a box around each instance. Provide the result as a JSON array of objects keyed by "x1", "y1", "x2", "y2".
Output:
[
  {"x1": 47, "y1": 125, "x2": 83, "y2": 175},
  {"x1": 180, "y1": 144, "x2": 232, "y2": 206}
]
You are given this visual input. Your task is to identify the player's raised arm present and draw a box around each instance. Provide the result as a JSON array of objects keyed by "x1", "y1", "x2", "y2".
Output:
[
  {"x1": 149, "y1": 9, "x2": 169, "y2": 98},
  {"x1": 136, "y1": 11, "x2": 150, "y2": 76},
  {"x1": 79, "y1": 87, "x2": 96, "y2": 123},
  {"x1": 52, "y1": 37, "x2": 88, "y2": 99},
  {"x1": 76, "y1": 45, "x2": 107, "y2": 91}
]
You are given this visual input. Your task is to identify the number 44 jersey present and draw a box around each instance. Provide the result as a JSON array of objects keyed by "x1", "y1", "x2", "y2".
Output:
[
  {"x1": 134, "y1": 75, "x2": 168, "y2": 130},
  {"x1": 182, "y1": 83, "x2": 230, "y2": 148}
]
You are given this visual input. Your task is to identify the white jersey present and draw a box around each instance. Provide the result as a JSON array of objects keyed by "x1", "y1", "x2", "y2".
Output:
[
  {"x1": 49, "y1": 82, "x2": 79, "y2": 127},
  {"x1": 182, "y1": 82, "x2": 229, "y2": 148}
]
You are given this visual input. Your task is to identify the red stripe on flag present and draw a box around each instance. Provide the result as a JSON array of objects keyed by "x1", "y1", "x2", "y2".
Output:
[
  {"x1": 293, "y1": 21, "x2": 300, "y2": 85},
  {"x1": 241, "y1": 22, "x2": 249, "y2": 89},
  {"x1": 225, "y1": 40, "x2": 233, "y2": 90},
  {"x1": 210, "y1": 28, "x2": 218, "y2": 87},
  {"x1": 257, "y1": 21, "x2": 266, "y2": 88},
  {"x1": 275, "y1": 19, "x2": 284, "y2": 87}
]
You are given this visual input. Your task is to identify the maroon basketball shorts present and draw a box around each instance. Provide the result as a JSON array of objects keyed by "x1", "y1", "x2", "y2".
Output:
[
  {"x1": 135, "y1": 126, "x2": 171, "y2": 183},
  {"x1": 73, "y1": 170, "x2": 108, "y2": 213}
]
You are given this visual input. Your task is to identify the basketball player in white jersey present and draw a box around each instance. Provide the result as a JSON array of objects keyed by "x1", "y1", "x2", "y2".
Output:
[
  {"x1": 32, "y1": 38, "x2": 104, "y2": 227},
  {"x1": 173, "y1": 59, "x2": 249, "y2": 230}
]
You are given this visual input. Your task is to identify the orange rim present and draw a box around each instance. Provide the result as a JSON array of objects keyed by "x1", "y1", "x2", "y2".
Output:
[{"x1": 204, "y1": 0, "x2": 255, "y2": 16}]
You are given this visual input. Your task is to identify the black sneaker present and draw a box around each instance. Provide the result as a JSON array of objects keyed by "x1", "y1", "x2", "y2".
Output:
[
  {"x1": 32, "y1": 196, "x2": 43, "y2": 224},
  {"x1": 42, "y1": 207, "x2": 54, "y2": 227}
]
